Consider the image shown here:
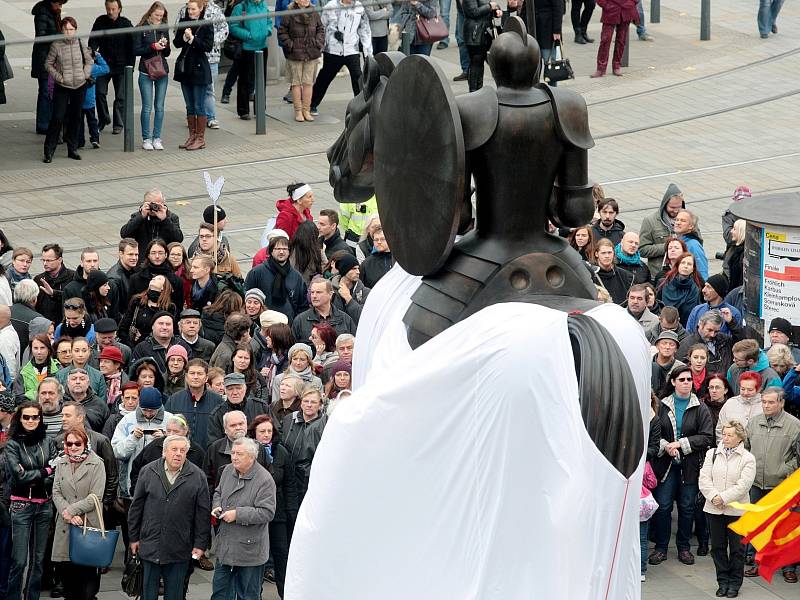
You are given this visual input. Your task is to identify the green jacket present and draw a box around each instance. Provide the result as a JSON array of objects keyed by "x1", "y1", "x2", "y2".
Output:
[
  {"x1": 13, "y1": 359, "x2": 60, "y2": 403},
  {"x1": 746, "y1": 410, "x2": 800, "y2": 490},
  {"x1": 229, "y1": 0, "x2": 273, "y2": 51}
]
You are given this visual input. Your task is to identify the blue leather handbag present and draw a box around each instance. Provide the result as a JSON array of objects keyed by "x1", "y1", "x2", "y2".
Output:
[{"x1": 68, "y1": 494, "x2": 119, "y2": 568}]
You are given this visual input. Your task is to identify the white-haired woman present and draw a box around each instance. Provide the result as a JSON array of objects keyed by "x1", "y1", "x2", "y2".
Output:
[{"x1": 698, "y1": 420, "x2": 755, "y2": 599}]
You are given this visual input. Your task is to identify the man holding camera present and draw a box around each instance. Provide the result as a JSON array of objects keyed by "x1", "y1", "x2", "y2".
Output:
[{"x1": 120, "y1": 190, "x2": 184, "y2": 261}]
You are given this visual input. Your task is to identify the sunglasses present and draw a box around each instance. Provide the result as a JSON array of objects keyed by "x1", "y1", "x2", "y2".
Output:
[
  {"x1": 21, "y1": 414, "x2": 41, "y2": 421},
  {"x1": 674, "y1": 377, "x2": 693, "y2": 382},
  {"x1": 65, "y1": 441, "x2": 84, "y2": 448},
  {"x1": 64, "y1": 303, "x2": 84, "y2": 311}
]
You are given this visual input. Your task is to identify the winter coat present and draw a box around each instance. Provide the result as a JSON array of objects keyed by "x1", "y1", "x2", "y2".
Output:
[
  {"x1": 685, "y1": 301, "x2": 742, "y2": 337},
  {"x1": 639, "y1": 184, "x2": 684, "y2": 277},
  {"x1": 681, "y1": 232, "x2": 708, "y2": 280},
  {"x1": 244, "y1": 260, "x2": 309, "y2": 322},
  {"x1": 65, "y1": 388, "x2": 111, "y2": 433},
  {"x1": 397, "y1": 0, "x2": 437, "y2": 45},
  {"x1": 206, "y1": 396, "x2": 273, "y2": 446},
  {"x1": 591, "y1": 220, "x2": 626, "y2": 247},
  {"x1": 651, "y1": 393, "x2": 713, "y2": 485},
  {"x1": 258, "y1": 441, "x2": 297, "y2": 523},
  {"x1": 31, "y1": 0, "x2": 61, "y2": 79},
  {"x1": 200, "y1": 311, "x2": 226, "y2": 346},
  {"x1": 330, "y1": 275, "x2": 370, "y2": 325},
  {"x1": 133, "y1": 24, "x2": 172, "y2": 76},
  {"x1": 278, "y1": 4, "x2": 325, "y2": 60},
  {"x1": 111, "y1": 407, "x2": 173, "y2": 497},
  {"x1": 715, "y1": 394, "x2": 763, "y2": 443},
  {"x1": 658, "y1": 275, "x2": 701, "y2": 326},
  {"x1": 745, "y1": 410, "x2": 800, "y2": 490},
  {"x1": 360, "y1": 250, "x2": 393, "y2": 288},
  {"x1": 597, "y1": 0, "x2": 638, "y2": 24},
  {"x1": 173, "y1": 14, "x2": 214, "y2": 85},
  {"x1": 89, "y1": 14, "x2": 135, "y2": 72},
  {"x1": 128, "y1": 458, "x2": 211, "y2": 564},
  {"x1": 651, "y1": 358, "x2": 685, "y2": 396},
  {"x1": 212, "y1": 462, "x2": 276, "y2": 566},
  {"x1": 10, "y1": 302, "x2": 45, "y2": 351},
  {"x1": 616, "y1": 260, "x2": 651, "y2": 286},
  {"x1": 274, "y1": 198, "x2": 314, "y2": 241},
  {"x1": 178, "y1": 1, "x2": 228, "y2": 63},
  {"x1": 365, "y1": 1, "x2": 392, "y2": 37},
  {"x1": 13, "y1": 358, "x2": 60, "y2": 404},
  {"x1": 320, "y1": 0, "x2": 373, "y2": 56},
  {"x1": 46, "y1": 38, "x2": 94, "y2": 90},
  {"x1": 176, "y1": 335, "x2": 216, "y2": 363},
  {"x1": 119, "y1": 211, "x2": 184, "y2": 256},
  {"x1": 51, "y1": 452, "x2": 106, "y2": 562},
  {"x1": 190, "y1": 276, "x2": 219, "y2": 311},
  {"x1": 291, "y1": 305, "x2": 357, "y2": 344},
  {"x1": 5, "y1": 427, "x2": 58, "y2": 501},
  {"x1": 678, "y1": 320, "x2": 744, "y2": 376},
  {"x1": 725, "y1": 350, "x2": 782, "y2": 395},
  {"x1": 107, "y1": 261, "x2": 136, "y2": 314},
  {"x1": 630, "y1": 307, "x2": 659, "y2": 336},
  {"x1": 230, "y1": 0, "x2": 273, "y2": 51},
  {"x1": 164, "y1": 388, "x2": 223, "y2": 449},
  {"x1": 34, "y1": 267, "x2": 76, "y2": 326},
  {"x1": 128, "y1": 437, "x2": 205, "y2": 496},
  {"x1": 698, "y1": 442, "x2": 756, "y2": 516},
  {"x1": 462, "y1": 0, "x2": 494, "y2": 46},
  {"x1": 282, "y1": 411, "x2": 326, "y2": 508},
  {"x1": 533, "y1": 0, "x2": 563, "y2": 44},
  {"x1": 597, "y1": 266, "x2": 633, "y2": 305},
  {"x1": 81, "y1": 53, "x2": 110, "y2": 109}
]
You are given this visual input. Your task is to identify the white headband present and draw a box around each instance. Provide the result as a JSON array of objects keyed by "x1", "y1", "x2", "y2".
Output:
[{"x1": 291, "y1": 184, "x2": 312, "y2": 202}]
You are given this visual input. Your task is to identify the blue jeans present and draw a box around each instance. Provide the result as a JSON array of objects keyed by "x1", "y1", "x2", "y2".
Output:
[
  {"x1": 439, "y1": 0, "x2": 451, "y2": 45},
  {"x1": 181, "y1": 83, "x2": 207, "y2": 117},
  {"x1": 651, "y1": 468, "x2": 698, "y2": 553},
  {"x1": 8, "y1": 501, "x2": 53, "y2": 600},
  {"x1": 636, "y1": 0, "x2": 647, "y2": 36},
  {"x1": 640, "y1": 520, "x2": 649, "y2": 574},
  {"x1": 541, "y1": 46, "x2": 558, "y2": 87},
  {"x1": 139, "y1": 72, "x2": 169, "y2": 139},
  {"x1": 210, "y1": 562, "x2": 264, "y2": 600},
  {"x1": 79, "y1": 107, "x2": 99, "y2": 147},
  {"x1": 142, "y1": 560, "x2": 189, "y2": 600},
  {"x1": 205, "y1": 62, "x2": 219, "y2": 121},
  {"x1": 36, "y1": 76, "x2": 52, "y2": 133},
  {"x1": 757, "y1": 0, "x2": 784, "y2": 34},
  {"x1": 455, "y1": 2, "x2": 470, "y2": 73},
  {"x1": 410, "y1": 43, "x2": 433, "y2": 55}
]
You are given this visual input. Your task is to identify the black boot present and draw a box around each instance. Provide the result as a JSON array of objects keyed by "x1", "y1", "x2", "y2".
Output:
[
  {"x1": 574, "y1": 28, "x2": 587, "y2": 44},
  {"x1": 582, "y1": 28, "x2": 595, "y2": 43}
]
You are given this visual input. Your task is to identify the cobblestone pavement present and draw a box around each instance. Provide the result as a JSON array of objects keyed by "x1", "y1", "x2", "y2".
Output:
[{"x1": 1, "y1": 0, "x2": 799, "y2": 596}]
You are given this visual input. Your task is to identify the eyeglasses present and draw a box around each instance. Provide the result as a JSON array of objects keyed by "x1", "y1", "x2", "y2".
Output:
[
  {"x1": 41, "y1": 257, "x2": 60, "y2": 263},
  {"x1": 197, "y1": 234, "x2": 214, "y2": 240},
  {"x1": 21, "y1": 414, "x2": 41, "y2": 421},
  {"x1": 64, "y1": 441, "x2": 84, "y2": 448},
  {"x1": 674, "y1": 377, "x2": 693, "y2": 382},
  {"x1": 64, "y1": 303, "x2": 84, "y2": 311}
]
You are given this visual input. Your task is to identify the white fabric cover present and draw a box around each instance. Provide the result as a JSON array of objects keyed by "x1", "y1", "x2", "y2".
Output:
[{"x1": 286, "y1": 266, "x2": 651, "y2": 600}]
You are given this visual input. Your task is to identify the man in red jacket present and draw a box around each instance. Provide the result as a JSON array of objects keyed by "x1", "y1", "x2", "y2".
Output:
[{"x1": 591, "y1": 0, "x2": 639, "y2": 77}]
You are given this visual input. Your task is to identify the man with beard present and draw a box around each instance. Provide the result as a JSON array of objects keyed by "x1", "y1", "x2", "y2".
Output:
[
  {"x1": 639, "y1": 184, "x2": 688, "y2": 278},
  {"x1": 626, "y1": 284, "x2": 658, "y2": 335},
  {"x1": 36, "y1": 377, "x2": 64, "y2": 438},
  {"x1": 591, "y1": 198, "x2": 626, "y2": 246},
  {"x1": 244, "y1": 234, "x2": 308, "y2": 322}
]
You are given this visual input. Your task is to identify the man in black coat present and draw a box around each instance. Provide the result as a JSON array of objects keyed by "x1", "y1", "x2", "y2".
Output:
[
  {"x1": 176, "y1": 310, "x2": 215, "y2": 362},
  {"x1": 89, "y1": 0, "x2": 135, "y2": 133},
  {"x1": 206, "y1": 374, "x2": 272, "y2": 446},
  {"x1": 128, "y1": 436, "x2": 210, "y2": 600},
  {"x1": 318, "y1": 209, "x2": 354, "y2": 258},
  {"x1": 61, "y1": 248, "x2": 101, "y2": 302},
  {"x1": 120, "y1": 191, "x2": 184, "y2": 260},
  {"x1": 164, "y1": 359, "x2": 222, "y2": 449},
  {"x1": 33, "y1": 243, "x2": 75, "y2": 326},
  {"x1": 131, "y1": 312, "x2": 181, "y2": 377},
  {"x1": 107, "y1": 238, "x2": 139, "y2": 315}
]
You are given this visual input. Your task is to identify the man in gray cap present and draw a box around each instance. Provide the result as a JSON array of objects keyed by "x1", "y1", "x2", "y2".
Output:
[
  {"x1": 652, "y1": 330, "x2": 685, "y2": 395},
  {"x1": 89, "y1": 317, "x2": 132, "y2": 370},
  {"x1": 205, "y1": 373, "x2": 272, "y2": 446},
  {"x1": 177, "y1": 309, "x2": 215, "y2": 362}
]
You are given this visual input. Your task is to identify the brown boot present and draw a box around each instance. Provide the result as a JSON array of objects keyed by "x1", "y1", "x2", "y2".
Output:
[
  {"x1": 187, "y1": 116, "x2": 207, "y2": 150},
  {"x1": 179, "y1": 115, "x2": 196, "y2": 149},
  {"x1": 293, "y1": 99, "x2": 305, "y2": 122},
  {"x1": 302, "y1": 100, "x2": 315, "y2": 122}
]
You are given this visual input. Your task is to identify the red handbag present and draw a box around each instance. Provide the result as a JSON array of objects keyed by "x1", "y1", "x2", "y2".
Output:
[
  {"x1": 415, "y1": 15, "x2": 448, "y2": 44},
  {"x1": 143, "y1": 53, "x2": 167, "y2": 80}
]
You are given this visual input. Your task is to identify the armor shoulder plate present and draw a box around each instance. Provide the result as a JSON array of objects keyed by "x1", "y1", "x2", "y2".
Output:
[
  {"x1": 454, "y1": 87, "x2": 499, "y2": 151},
  {"x1": 541, "y1": 85, "x2": 595, "y2": 150}
]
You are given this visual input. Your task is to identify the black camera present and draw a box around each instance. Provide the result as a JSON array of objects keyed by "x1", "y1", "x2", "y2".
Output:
[{"x1": 334, "y1": 30, "x2": 344, "y2": 42}]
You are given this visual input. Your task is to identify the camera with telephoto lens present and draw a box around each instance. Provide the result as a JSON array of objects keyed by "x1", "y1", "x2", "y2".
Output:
[{"x1": 334, "y1": 30, "x2": 344, "y2": 42}]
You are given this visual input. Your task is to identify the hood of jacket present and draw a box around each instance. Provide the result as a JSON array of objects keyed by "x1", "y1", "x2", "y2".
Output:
[
  {"x1": 128, "y1": 356, "x2": 166, "y2": 390},
  {"x1": 754, "y1": 350, "x2": 771, "y2": 372},
  {"x1": 660, "y1": 183, "x2": 684, "y2": 227},
  {"x1": 28, "y1": 316, "x2": 54, "y2": 340},
  {"x1": 682, "y1": 230, "x2": 705, "y2": 244},
  {"x1": 31, "y1": 0, "x2": 52, "y2": 16}
]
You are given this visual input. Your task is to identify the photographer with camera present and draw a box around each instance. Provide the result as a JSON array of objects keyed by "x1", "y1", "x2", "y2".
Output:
[{"x1": 120, "y1": 190, "x2": 185, "y2": 261}]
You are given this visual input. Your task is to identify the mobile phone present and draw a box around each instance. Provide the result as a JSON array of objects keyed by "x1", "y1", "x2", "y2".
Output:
[{"x1": 141, "y1": 429, "x2": 157, "y2": 435}]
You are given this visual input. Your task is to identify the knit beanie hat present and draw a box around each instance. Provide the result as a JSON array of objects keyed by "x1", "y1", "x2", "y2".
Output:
[
  {"x1": 203, "y1": 205, "x2": 226, "y2": 223},
  {"x1": 166, "y1": 344, "x2": 189, "y2": 363},
  {"x1": 139, "y1": 387, "x2": 163, "y2": 409},
  {"x1": 289, "y1": 342, "x2": 314, "y2": 364},
  {"x1": 705, "y1": 274, "x2": 729, "y2": 299},
  {"x1": 769, "y1": 317, "x2": 793, "y2": 339},
  {"x1": 86, "y1": 269, "x2": 109, "y2": 292},
  {"x1": 0, "y1": 391, "x2": 15, "y2": 413},
  {"x1": 245, "y1": 288, "x2": 266, "y2": 305},
  {"x1": 335, "y1": 253, "x2": 359, "y2": 277}
]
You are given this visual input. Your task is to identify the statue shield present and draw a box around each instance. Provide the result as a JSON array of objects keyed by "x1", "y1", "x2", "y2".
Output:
[{"x1": 374, "y1": 55, "x2": 466, "y2": 277}]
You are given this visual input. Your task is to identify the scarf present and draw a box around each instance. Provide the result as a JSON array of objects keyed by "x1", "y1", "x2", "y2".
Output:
[
  {"x1": 146, "y1": 261, "x2": 173, "y2": 277},
  {"x1": 6, "y1": 267, "x2": 31, "y2": 291},
  {"x1": 61, "y1": 320, "x2": 91, "y2": 339},
  {"x1": 65, "y1": 448, "x2": 90, "y2": 463},
  {"x1": 192, "y1": 277, "x2": 215, "y2": 303},
  {"x1": 289, "y1": 365, "x2": 314, "y2": 383},
  {"x1": 267, "y1": 256, "x2": 291, "y2": 304},
  {"x1": 106, "y1": 372, "x2": 122, "y2": 406},
  {"x1": 614, "y1": 243, "x2": 643, "y2": 266},
  {"x1": 692, "y1": 368, "x2": 706, "y2": 392}
]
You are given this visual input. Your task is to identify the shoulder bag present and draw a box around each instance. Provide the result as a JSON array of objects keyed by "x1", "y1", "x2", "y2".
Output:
[
  {"x1": 415, "y1": 13, "x2": 448, "y2": 44},
  {"x1": 544, "y1": 39, "x2": 574, "y2": 83},
  {"x1": 143, "y1": 52, "x2": 167, "y2": 80},
  {"x1": 223, "y1": 4, "x2": 246, "y2": 60},
  {"x1": 68, "y1": 493, "x2": 120, "y2": 568}
]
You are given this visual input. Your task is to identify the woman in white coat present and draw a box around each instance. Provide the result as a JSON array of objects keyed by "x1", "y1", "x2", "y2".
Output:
[{"x1": 698, "y1": 419, "x2": 756, "y2": 599}]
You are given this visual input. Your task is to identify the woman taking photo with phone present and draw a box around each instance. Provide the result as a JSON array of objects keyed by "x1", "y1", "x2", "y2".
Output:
[{"x1": 134, "y1": 2, "x2": 171, "y2": 151}]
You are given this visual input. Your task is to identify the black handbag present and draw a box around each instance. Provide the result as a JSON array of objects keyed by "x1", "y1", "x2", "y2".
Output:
[
  {"x1": 223, "y1": 4, "x2": 245, "y2": 60},
  {"x1": 174, "y1": 51, "x2": 186, "y2": 79},
  {"x1": 544, "y1": 39, "x2": 574, "y2": 83},
  {"x1": 121, "y1": 554, "x2": 143, "y2": 598}
]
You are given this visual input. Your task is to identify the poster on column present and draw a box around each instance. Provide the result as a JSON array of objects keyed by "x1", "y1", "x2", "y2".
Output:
[{"x1": 761, "y1": 226, "x2": 800, "y2": 332}]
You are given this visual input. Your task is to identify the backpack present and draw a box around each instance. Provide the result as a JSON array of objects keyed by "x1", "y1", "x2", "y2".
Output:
[{"x1": 216, "y1": 272, "x2": 246, "y2": 299}]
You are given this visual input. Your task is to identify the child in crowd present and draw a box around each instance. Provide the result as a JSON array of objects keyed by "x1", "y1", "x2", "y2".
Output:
[{"x1": 79, "y1": 49, "x2": 109, "y2": 149}]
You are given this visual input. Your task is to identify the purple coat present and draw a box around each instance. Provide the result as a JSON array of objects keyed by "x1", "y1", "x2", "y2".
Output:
[{"x1": 597, "y1": 0, "x2": 639, "y2": 24}]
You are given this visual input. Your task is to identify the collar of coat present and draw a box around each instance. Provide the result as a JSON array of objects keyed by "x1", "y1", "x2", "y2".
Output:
[{"x1": 661, "y1": 393, "x2": 701, "y2": 412}]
